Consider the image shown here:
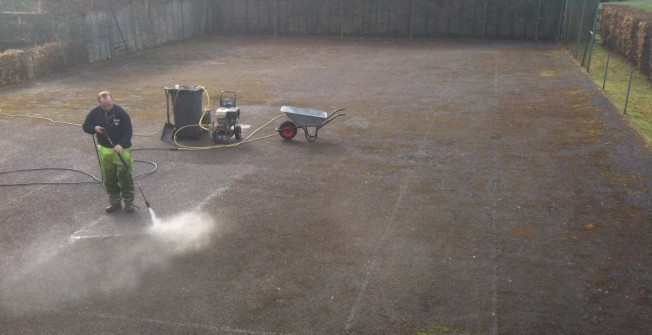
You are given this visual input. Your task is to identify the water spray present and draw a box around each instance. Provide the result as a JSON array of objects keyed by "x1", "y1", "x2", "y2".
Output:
[{"x1": 101, "y1": 132, "x2": 152, "y2": 209}]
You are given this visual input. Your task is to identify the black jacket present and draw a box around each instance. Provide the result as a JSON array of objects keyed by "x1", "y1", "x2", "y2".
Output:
[{"x1": 82, "y1": 104, "x2": 133, "y2": 148}]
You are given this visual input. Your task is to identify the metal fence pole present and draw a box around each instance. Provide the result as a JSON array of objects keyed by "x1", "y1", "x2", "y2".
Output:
[
  {"x1": 581, "y1": 4, "x2": 599, "y2": 68},
  {"x1": 482, "y1": 0, "x2": 488, "y2": 40},
  {"x1": 200, "y1": 0, "x2": 207, "y2": 37},
  {"x1": 564, "y1": 0, "x2": 572, "y2": 44},
  {"x1": 409, "y1": 0, "x2": 413, "y2": 40},
  {"x1": 106, "y1": 4, "x2": 114, "y2": 59},
  {"x1": 557, "y1": 0, "x2": 568, "y2": 42},
  {"x1": 274, "y1": 0, "x2": 278, "y2": 37},
  {"x1": 624, "y1": 71, "x2": 633, "y2": 114},
  {"x1": 535, "y1": 0, "x2": 542, "y2": 41},
  {"x1": 340, "y1": 0, "x2": 343, "y2": 38},
  {"x1": 586, "y1": 31, "x2": 594, "y2": 71},
  {"x1": 181, "y1": 0, "x2": 185, "y2": 39},
  {"x1": 602, "y1": 54, "x2": 610, "y2": 90},
  {"x1": 576, "y1": 0, "x2": 586, "y2": 59}
]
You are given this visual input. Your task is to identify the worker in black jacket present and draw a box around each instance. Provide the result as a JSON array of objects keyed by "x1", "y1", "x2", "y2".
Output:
[{"x1": 82, "y1": 91, "x2": 136, "y2": 213}]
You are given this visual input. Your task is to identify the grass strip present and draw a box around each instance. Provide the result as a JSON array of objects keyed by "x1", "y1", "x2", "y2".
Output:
[{"x1": 585, "y1": 41, "x2": 652, "y2": 144}]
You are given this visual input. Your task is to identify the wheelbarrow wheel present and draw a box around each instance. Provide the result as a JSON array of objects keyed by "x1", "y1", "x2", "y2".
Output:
[
  {"x1": 278, "y1": 120, "x2": 298, "y2": 140},
  {"x1": 234, "y1": 126, "x2": 242, "y2": 140}
]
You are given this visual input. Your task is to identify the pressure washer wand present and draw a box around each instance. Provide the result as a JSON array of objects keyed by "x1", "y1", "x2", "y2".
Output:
[{"x1": 100, "y1": 132, "x2": 151, "y2": 208}]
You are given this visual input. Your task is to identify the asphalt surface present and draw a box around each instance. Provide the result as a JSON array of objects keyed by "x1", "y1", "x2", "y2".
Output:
[{"x1": 0, "y1": 36, "x2": 650, "y2": 334}]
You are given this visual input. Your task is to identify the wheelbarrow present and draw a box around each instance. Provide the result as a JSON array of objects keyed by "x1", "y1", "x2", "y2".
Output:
[{"x1": 276, "y1": 106, "x2": 346, "y2": 142}]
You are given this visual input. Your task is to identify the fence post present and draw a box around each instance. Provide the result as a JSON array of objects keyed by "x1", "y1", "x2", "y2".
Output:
[
  {"x1": 535, "y1": 0, "x2": 542, "y2": 41},
  {"x1": 602, "y1": 54, "x2": 610, "y2": 90},
  {"x1": 200, "y1": 0, "x2": 208, "y2": 37},
  {"x1": 340, "y1": 0, "x2": 343, "y2": 38},
  {"x1": 581, "y1": 4, "x2": 599, "y2": 68},
  {"x1": 274, "y1": 0, "x2": 278, "y2": 37},
  {"x1": 586, "y1": 31, "x2": 594, "y2": 71},
  {"x1": 482, "y1": 0, "x2": 488, "y2": 40},
  {"x1": 106, "y1": 5, "x2": 114, "y2": 59},
  {"x1": 180, "y1": 0, "x2": 185, "y2": 39},
  {"x1": 624, "y1": 71, "x2": 633, "y2": 114},
  {"x1": 409, "y1": 0, "x2": 413, "y2": 40},
  {"x1": 557, "y1": 0, "x2": 568, "y2": 42},
  {"x1": 576, "y1": 0, "x2": 586, "y2": 59}
]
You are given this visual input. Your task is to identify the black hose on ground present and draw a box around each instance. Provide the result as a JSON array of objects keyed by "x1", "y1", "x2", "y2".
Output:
[
  {"x1": 0, "y1": 161, "x2": 158, "y2": 187},
  {"x1": 0, "y1": 135, "x2": 158, "y2": 187}
]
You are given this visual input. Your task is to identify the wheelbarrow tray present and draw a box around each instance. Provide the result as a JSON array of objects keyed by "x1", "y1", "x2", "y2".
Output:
[{"x1": 280, "y1": 106, "x2": 328, "y2": 127}]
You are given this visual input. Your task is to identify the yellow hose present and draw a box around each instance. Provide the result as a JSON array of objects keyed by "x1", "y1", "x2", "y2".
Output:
[
  {"x1": 197, "y1": 86, "x2": 212, "y2": 132},
  {"x1": 174, "y1": 114, "x2": 284, "y2": 151},
  {"x1": 0, "y1": 110, "x2": 160, "y2": 137},
  {"x1": 1, "y1": 97, "x2": 285, "y2": 150}
]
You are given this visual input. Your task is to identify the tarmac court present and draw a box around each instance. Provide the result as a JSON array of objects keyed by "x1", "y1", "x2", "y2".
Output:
[{"x1": 0, "y1": 36, "x2": 650, "y2": 334}]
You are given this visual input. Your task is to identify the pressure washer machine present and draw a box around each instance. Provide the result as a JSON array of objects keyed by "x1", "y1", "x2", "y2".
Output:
[
  {"x1": 161, "y1": 86, "x2": 242, "y2": 145},
  {"x1": 211, "y1": 91, "x2": 242, "y2": 144}
]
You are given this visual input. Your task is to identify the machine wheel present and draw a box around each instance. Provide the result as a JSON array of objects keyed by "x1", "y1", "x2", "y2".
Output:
[
  {"x1": 234, "y1": 126, "x2": 242, "y2": 140},
  {"x1": 213, "y1": 131, "x2": 229, "y2": 144},
  {"x1": 278, "y1": 120, "x2": 298, "y2": 140}
]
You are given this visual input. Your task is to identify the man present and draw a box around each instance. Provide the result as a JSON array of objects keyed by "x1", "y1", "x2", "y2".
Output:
[{"x1": 83, "y1": 91, "x2": 136, "y2": 213}]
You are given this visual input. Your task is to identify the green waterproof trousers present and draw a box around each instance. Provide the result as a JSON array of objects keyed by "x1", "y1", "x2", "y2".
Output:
[{"x1": 97, "y1": 145, "x2": 135, "y2": 205}]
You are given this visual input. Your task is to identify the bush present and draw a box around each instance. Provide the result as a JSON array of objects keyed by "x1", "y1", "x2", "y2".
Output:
[
  {"x1": 0, "y1": 40, "x2": 86, "y2": 86},
  {"x1": 0, "y1": 49, "x2": 27, "y2": 85},
  {"x1": 601, "y1": 5, "x2": 652, "y2": 78}
]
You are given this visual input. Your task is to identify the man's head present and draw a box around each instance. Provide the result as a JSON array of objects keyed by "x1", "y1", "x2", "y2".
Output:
[{"x1": 97, "y1": 91, "x2": 113, "y2": 111}]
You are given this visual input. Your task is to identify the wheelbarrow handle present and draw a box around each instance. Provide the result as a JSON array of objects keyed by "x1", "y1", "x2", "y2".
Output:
[
  {"x1": 319, "y1": 108, "x2": 346, "y2": 128},
  {"x1": 326, "y1": 108, "x2": 346, "y2": 121}
]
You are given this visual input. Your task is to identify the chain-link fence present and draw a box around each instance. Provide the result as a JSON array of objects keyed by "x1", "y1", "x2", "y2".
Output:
[
  {"x1": 560, "y1": 0, "x2": 652, "y2": 139},
  {"x1": 585, "y1": 32, "x2": 652, "y2": 119},
  {"x1": 562, "y1": 0, "x2": 651, "y2": 138},
  {"x1": 84, "y1": 0, "x2": 211, "y2": 63},
  {"x1": 212, "y1": 0, "x2": 566, "y2": 40},
  {"x1": 559, "y1": 0, "x2": 600, "y2": 60}
]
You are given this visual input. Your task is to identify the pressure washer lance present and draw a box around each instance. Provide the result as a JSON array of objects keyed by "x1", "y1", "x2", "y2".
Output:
[{"x1": 101, "y1": 132, "x2": 151, "y2": 209}]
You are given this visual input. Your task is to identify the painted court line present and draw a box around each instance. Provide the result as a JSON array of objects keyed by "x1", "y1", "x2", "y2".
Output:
[
  {"x1": 488, "y1": 53, "x2": 501, "y2": 335},
  {"x1": 68, "y1": 186, "x2": 228, "y2": 241},
  {"x1": 193, "y1": 186, "x2": 229, "y2": 212},
  {"x1": 344, "y1": 183, "x2": 407, "y2": 332},
  {"x1": 5, "y1": 303, "x2": 292, "y2": 335},
  {"x1": 68, "y1": 216, "x2": 143, "y2": 241},
  {"x1": 69, "y1": 218, "x2": 105, "y2": 241}
]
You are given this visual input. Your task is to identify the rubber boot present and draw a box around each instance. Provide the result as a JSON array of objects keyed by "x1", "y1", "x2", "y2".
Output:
[
  {"x1": 106, "y1": 203, "x2": 122, "y2": 213},
  {"x1": 124, "y1": 202, "x2": 136, "y2": 213}
]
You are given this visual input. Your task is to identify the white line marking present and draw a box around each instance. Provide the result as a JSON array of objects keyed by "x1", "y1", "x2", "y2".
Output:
[
  {"x1": 5, "y1": 303, "x2": 292, "y2": 335},
  {"x1": 68, "y1": 186, "x2": 228, "y2": 242},
  {"x1": 193, "y1": 186, "x2": 229, "y2": 212},
  {"x1": 489, "y1": 54, "x2": 500, "y2": 335},
  {"x1": 69, "y1": 217, "x2": 104, "y2": 241},
  {"x1": 69, "y1": 233, "x2": 146, "y2": 242},
  {"x1": 344, "y1": 183, "x2": 407, "y2": 332}
]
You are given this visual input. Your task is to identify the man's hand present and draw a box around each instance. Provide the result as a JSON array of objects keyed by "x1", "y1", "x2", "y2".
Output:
[
  {"x1": 114, "y1": 144, "x2": 123, "y2": 154},
  {"x1": 94, "y1": 126, "x2": 104, "y2": 134}
]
